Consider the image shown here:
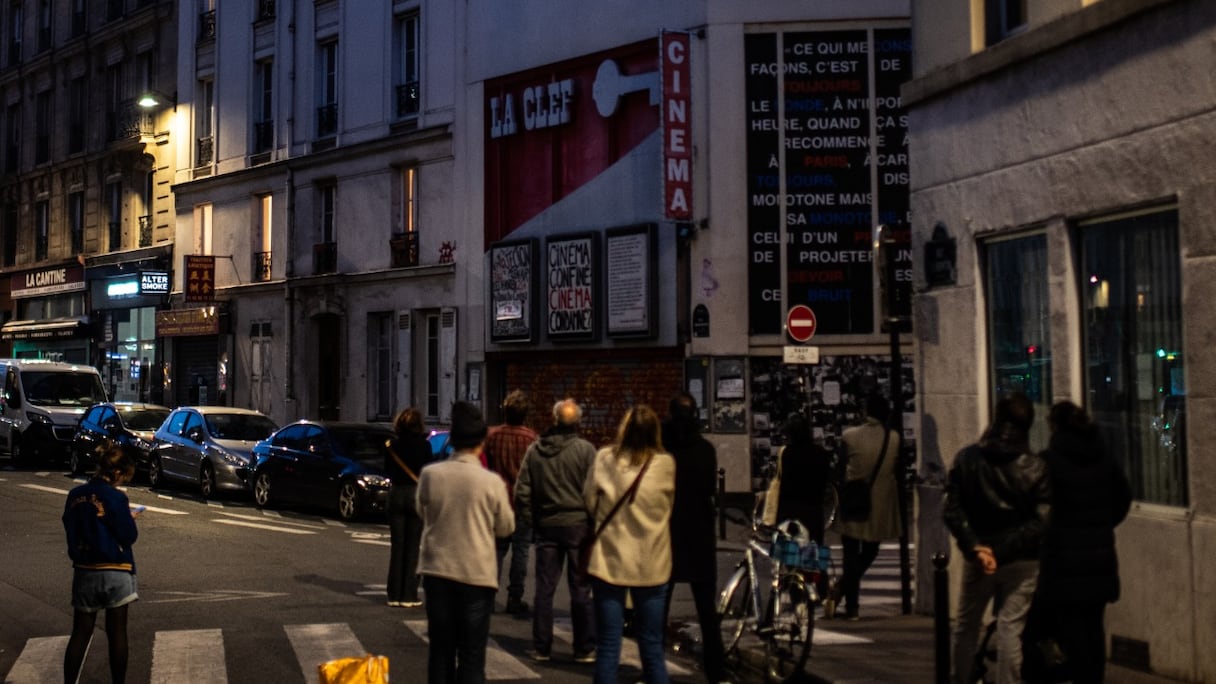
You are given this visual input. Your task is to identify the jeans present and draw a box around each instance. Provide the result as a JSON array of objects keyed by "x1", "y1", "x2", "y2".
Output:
[
  {"x1": 495, "y1": 520, "x2": 530, "y2": 602},
  {"x1": 840, "y1": 535, "x2": 880, "y2": 616},
  {"x1": 532, "y1": 523, "x2": 595, "y2": 655},
  {"x1": 593, "y1": 579, "x2": 669, "y2": 684},
  {"x1": 951, "y1": 558, "x2": 1038, "y2": 684},
  {"x1": 422, "y1": 575, "x2": 495, "y2": 684},
  {"x1": 664, "y1": 577, "x2": 725, "y2": 682},
  {"x1": 387, "y1": 484, "x2": 423, "y2": 603}
]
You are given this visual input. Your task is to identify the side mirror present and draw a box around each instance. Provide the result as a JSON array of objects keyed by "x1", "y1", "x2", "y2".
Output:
[
  {"x1": 187, "y1": 428, "x2": 205, "y2": 444},
  {"x1": 103, "y1": 420, "x2": 122, "y2": 435}
]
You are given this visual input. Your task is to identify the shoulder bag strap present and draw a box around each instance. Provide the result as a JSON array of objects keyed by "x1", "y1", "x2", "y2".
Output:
[
  {"x1": 386, "y1": 439, "x2": 420, "y2": 484},
  {"x1": 588, "y1": 454, "x2": 653, "y2": 543},
  {"x1": 866, "y1": 425, "x2": 893, "y2": 488}
]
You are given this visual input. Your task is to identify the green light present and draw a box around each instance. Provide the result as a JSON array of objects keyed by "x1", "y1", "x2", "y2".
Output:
[{"x1": 1156, "y1": 348, "x2": 1166, "y2": 358}]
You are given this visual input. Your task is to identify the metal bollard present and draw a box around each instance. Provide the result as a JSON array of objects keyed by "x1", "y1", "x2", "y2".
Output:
[
  {"x1": 934, "y1": 553, "x2": 950, "y2": 684},
  {"x1": 718, "y1": 467, "x2": 727, "y2": 540}
]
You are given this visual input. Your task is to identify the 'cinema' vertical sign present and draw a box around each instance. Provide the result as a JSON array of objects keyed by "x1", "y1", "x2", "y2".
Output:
[{"x1": 662, "y1": 30, "x2": 692, "y2": 221}]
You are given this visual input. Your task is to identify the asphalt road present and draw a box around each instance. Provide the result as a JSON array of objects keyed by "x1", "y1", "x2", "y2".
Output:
[{"x1": 0, "y1": 465, "x2": 706, "y2": 684}]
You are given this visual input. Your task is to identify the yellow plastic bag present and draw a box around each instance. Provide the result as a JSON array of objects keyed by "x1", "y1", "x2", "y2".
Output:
[{"x1": 318, "y1": 654, "x2": 389, "y2": 684}]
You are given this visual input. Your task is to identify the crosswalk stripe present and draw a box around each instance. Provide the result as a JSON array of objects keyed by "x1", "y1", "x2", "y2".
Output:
[
  {"x1": 150, "y1": 628, "x2": 226, "y2": 684},
  {"x1": 284, "y1": 623, "x2": 367, "y2": 684},
  {"x1": 402, "y1": 619, "x2": 541, "y2": 680},
  {"x1": 553, "y1": 617, "x2": 693, "y2": 676},
  {"x1": 212, "y1": 519, "x2": 317, "y2": 534},
  {"x1": 5, "y1": 635, "x2": 69, "y2": 684},
  {"x1": 216, "y1": 511, "x2": 326, "y2": 529}
]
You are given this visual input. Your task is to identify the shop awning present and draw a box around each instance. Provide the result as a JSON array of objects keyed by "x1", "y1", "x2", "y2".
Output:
[{"x1": 0, "y1": 317, "x2": 90, "y2": 341}]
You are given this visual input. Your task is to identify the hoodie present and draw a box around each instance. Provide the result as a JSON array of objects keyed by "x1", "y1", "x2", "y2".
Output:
[
  {"x1": 63, "y1": 477, "x2": 138, "y2": 573},
  {"x1": 514, "y1": 425, "x2": 596, "y2": 528}
]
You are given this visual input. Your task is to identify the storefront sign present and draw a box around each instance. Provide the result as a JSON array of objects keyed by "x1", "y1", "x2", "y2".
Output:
[
  {"x1": 10, "y1": 264, "x2": 85, "y2": 298},
  {"x1": 662, "y1": 31, "x2": 692, "y2": 220},
  {"x1": 140, "y1": 270, "x2": 170, "y2": 295},
  {"x1": 489, "y1": 239, "x2": 538, "y2": 343},
  {"x1": 155, "y1": 308, "x2": 219, "y2": 337},
  {"x1": 185, "y1": 255, "x2": 215, "y2": 303},
  {"x1": 546, "y1": 233, "x2": 598, "y2": 341},
  {"x1": 489, "y1": 78, "x2": 575, "y2": 139},
  {"x1": 606, "y1": 224, "x2": 656, "y2": 338}
]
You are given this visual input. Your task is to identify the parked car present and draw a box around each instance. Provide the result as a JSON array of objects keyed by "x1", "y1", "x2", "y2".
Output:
[
  {"x1": 248, "y1": 421, "x2": 395, "y2": 521},
  {"x1": 427, "y1": 429, "x2": 451, "y2": 459},
  {"x1": 0, "y1": 359, "x2": 107, "y2": 467},
  {"x1": 149, "y1": 407, "x2": 278, "y2": 498},
  {"x1": 70, "y1": 402, "x2": 171, "y2": 476}
]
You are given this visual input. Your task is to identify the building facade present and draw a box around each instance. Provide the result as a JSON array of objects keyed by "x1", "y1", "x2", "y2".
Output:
[
  {"x1": 907, "y1": 0, "x2": 1212, "y2": 679},
  {"x1": 0, "y1": 0, "x2": 177, "y2": 405}
]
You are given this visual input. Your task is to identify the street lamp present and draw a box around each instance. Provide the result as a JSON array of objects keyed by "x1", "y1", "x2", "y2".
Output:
[{"x1": 137, "y1": 90, "x2": 176, "y2": 112}]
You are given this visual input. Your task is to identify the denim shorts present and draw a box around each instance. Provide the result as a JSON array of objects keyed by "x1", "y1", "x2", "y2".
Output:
[{"x1": 71, "y1": 569, "x2": 139, "y2": 613}]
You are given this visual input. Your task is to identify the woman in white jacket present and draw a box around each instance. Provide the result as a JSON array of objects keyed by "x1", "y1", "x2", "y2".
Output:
[{"x1": 583, "y1": 405, "x2": 676, "y2": 684}]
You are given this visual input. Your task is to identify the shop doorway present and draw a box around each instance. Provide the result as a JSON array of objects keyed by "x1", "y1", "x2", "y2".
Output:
[{"x1": 316, "y1": 313, "x2": 340, "y2": 420}]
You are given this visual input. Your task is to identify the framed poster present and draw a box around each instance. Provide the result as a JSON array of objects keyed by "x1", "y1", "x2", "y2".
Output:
[
  {"x1": 713, "y1": 357, "x2": 747, "y2": 433},
  {"x1": 605, "y1": 223, "x2": 657, "y2": 338},
  {"x1": 489, "y1": 239, "x2": 538, "y2": 343},
  {"x1": 545, "y1": 232, "x2": 599, "y2": 341}
]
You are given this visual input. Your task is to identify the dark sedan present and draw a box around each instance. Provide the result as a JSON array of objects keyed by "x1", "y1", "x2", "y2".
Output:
[
  {"x1": 69, "y1": 402, "x2": 171, "y2": 476},
  {"x1": 248, "y1": 421, "x2": 394, "y2": 521}
]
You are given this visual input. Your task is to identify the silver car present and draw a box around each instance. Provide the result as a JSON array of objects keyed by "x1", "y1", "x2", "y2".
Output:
[{"x1": 148, "y1": 407, "x2": 278, "y2": 498}]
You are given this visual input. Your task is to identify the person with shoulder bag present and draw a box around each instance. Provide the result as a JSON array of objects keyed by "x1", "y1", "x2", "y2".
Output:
[{"x1": 385, "y1": 407, "x2": 430, "y2": 608}]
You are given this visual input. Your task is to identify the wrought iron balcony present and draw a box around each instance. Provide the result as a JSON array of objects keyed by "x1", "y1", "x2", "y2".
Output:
[
  {"x1": 257, "y1": 0, "x2": 275, "y2": 21},
  {"x1": 313, "y1": 242, "x2": 337, "y2": 275},
  {"x1": 390, "y1": 232, "x2": 418, "y2": 268},
  {"x1": 254, "y1": 251, "x2": 273, "y2": 282},
  {"x1": 316, "y1": 103, "x2": 337, "y2": 138},
  {"x1": 196, "y1": 136, "x2": 214, "y2": 167},
  {"x1": 138, "y1": 215, "x2": 152, "y2": 247},
  {"x1": 199, "y1": 10, "x2": 216, "y2": 40},
  {"x1": 108, "y1": 101, "x2": 154, "y2": 143},
  {"x1": 254, "y1": 120, "x2": 274, "y2": 153},
  {"x1": 396, "y1": 82, "x2": 420, "y2": 119}
]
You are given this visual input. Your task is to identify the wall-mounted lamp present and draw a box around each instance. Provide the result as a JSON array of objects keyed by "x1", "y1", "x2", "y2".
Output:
[{"x1": 137, "y1": 91, "x2": 177, "y2": 112}]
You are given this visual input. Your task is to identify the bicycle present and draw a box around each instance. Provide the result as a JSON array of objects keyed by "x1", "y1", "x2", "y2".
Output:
[{"x1": 717, "y1": 498, "x2": 828, "y2": 683}]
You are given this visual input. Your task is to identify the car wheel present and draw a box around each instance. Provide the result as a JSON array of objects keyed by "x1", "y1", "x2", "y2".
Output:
[
  {"x1": 148, "y1": 457, "x2": 164, "y2": 487},
  {"x1": 337, "y1": 480, "x2": 360, "y2": 521},
  {"x1": 10, "y1": 435, "x2": 23, "y2": 467},
  {"x1": 253, "y1": 472, "x2": 274, "y2": 508},
  {"x1": 199, "y1": 462, "x2": 217, "y2": 499},
  {"x1": 69, "y1": 449, "x2": 82, "y2": 475}
]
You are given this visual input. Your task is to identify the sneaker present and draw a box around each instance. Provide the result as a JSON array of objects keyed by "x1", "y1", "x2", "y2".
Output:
[
  {"x1": 573, "y1": 650, "x2": 596, "y2": 664},
  {"x1": 527, "y1": 650, "x2": 551, "y2": 663},
  {"x1": 386, "y1": 601, "x2": 403, "y2": 607},
  {"x1": 401, "y1": 600, "x2": 423, "y2": 608},
  {"x1": 504, "y1": 598, "x2": 530, "y2": 615}
]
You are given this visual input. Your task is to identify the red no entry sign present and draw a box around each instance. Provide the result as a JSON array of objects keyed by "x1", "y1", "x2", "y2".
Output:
[{"x1": 786, "y1": 305, "x2": 817, "y2": 342}]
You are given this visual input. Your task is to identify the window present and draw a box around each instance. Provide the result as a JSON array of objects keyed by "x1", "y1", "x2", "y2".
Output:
[
  {"x1": 316, "y1": 41, "x2": 337, "y2": 137},
  {"x1": 319, "y1": 184, "x2": 335, "y2": 244},
  {"x1": 313, "y1": 184, "x2": 336, "y2": 274},
  {"x1": 106, "y1": 0, "x2": 123, "y2": 22},
  {"x1": 34, "y1": 90, "x2": 49, "y2": 164},
  {"x1": 107, "y1": 181, "x2": 122, "y2": 251},
  {"x1": 254, "y1": 194, "x2": 272, "y2": 281},
  {"x1": 135, "y1": 51, "x2": 154, "y2": 98},
  {"x1": 1082, "y1": 208, "x2": 1185, "y2": 506},
  {"x1": 250, "y1": 321, "x2": 273, "y2": 415},
  {"x1": 2, "y1": 203, "x2": 15, "y2": 266},
  {"x1": 985, "y1": 233, "x2": 1050, "y2": 451},
  {"x1": 139, "y1": 171, "x2": 153, "y2": 247},
  {"x1": 106, "y1": 63, "x2": 124, "y2": 141},
  {"x1": 4, "y1": 102, "x2": 17, "y2": 173},
  {"x1": 394, "y1": 12, "x2": 419, "y2": 119},
  {"x1": 392, "y1": 167, "x2": 418, "y2": 267},
  {"x1": 198, "y1": 0, "x2": 215, "y2": 40},
  {"x1": 196, "y1": 79, "x2": 214, "y2": 166},
  {"x1": 37, "y1": 0, "x2": 49, "y2": 52},
  {"x1": 985, "y1": 0, "x2": 1026, "y2": 46},
  {"x1": 424, "y1": 312, "x2": 440, "y2": 418},
  {"x1": 8, "y1": 2, "x2": 21, "y2": 67},
  {"x1": 71, "y1": 0, "x2": 86, "y2": 37},
  {"x1": 253, "y1": 60, "x2": 274, "y2": 153},
  {"x1": 368, "y1": 312, "x2": 394, "y2": 421},
  {"x1": 68, "y1": 191, "x2": 84, "y2": 255},
  {"x1": 193, "y1": 203, "x2": 212, "y2": 255},
  {"x1": 34, "y1": 201, "x2": 48, "y2": 261},
  {"x1": 68, "y1": 77, "x2": 86, "y2": 154}
]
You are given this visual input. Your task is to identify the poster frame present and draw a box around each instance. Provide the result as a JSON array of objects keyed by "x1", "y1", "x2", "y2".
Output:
[{"x1": 488, "y1": 238, "x2": 539, "y2": 344}]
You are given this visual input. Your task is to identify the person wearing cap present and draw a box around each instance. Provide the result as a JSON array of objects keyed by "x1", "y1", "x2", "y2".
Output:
[{"x1": 417, "y1": 401, "x2": 515, "y2": 684}]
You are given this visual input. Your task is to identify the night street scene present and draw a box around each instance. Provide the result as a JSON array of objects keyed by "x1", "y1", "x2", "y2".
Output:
[{"x1": 0, "y1": 0, "x2": 1211, "y2": 683}]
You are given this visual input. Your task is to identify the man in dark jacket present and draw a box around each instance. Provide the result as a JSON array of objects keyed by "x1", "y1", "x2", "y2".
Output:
[
  {"x1": 944, "y1": 392, "x2": 1050, "y2": 684},
  {"x1": 514, "y1": 398, "x2": 597, "y2": 663},
  {"x1": 661, "y1": 392, "x2": 725, "y2": 683}
]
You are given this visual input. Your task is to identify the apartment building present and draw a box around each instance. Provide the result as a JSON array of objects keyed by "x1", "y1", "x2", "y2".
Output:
[{"x1": 907, "y1": 0, "x2": 1212, "y2": 679}]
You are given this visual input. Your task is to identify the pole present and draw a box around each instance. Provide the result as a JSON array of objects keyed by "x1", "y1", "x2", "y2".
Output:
[
  {"x1": 933, "y1": 553, "x2": 950, "y2": 684},
  {"x1": 881, "y1": 225, "x2": 913, "y2": 616},
  {"x1": 718, "y1": 467, "x2": 727, "y2": 540}
]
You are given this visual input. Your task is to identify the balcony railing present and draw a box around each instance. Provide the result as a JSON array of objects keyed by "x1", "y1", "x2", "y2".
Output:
[
  {"x1": 390, "y1": 232, "x2": 418, "y2": 268},
  {"x1": 396, "y1": 82, "x2": 420, "y2": 119},
  {"x1": 108, "y1": 101, "x2": 153, "y2": 142},
  {"x1": 196, "y1": 135, "x2": 214, "y2": 167},
  {"x1": 257, "y1": 0, "x2": 275, "y2": 21},
  {"x1": 254, "y1": 251, "x2": 272, "y2": 282},
  {"x1": 138, "y1": 215, "x2": 152, "y2": 247},
  {"x1": 108, "y1": 221, "x2": 121, "y2": 251},
  {"x1": 313, "y1": 242, "x2": 337, "y2": 275},
  {"x1": 254, "y1": 120, "x2": 274, "y2": 153},
  {"x1": 198, "y1": 10, "x2": 216, "y2": 40},
  {"x1": 316, "y1": 103, "x2": 337, "y2": 138}
]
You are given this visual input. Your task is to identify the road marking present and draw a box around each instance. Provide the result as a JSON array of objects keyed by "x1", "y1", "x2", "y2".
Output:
[
  {"x1": 356, "y1": 583, "x2": 386, "y2": 597},
  {"x1": 145, "y1": 590, "x2": 288, "y2": 604},
  {"x1": 18, "y1": 484, "x2": 186, "y2": 515},
  {"x1": 5, "y1": 635, "x2": 68, "y2": 683},
  {"x1": 322, "y1": 518, "x2": 346, "y2": 527},
  {"x1": 215, "y1": 510, "x2": 326, "y2": 529},
  {"x1": 150, "y1": 628, "x2": 226, "y2": 684},
  {"x1": 353, "y1": 539, "x2": 391, "y2": 547},
  {"x1": 403, "y1": 620, "x2": 541, "y2": 680},
  {"x1": 212, "y1": 519, "x2": 316, "y2": 534},
  {"x1": 814, "y1": 628, "x2": 873, "y2": 645},
  {"x1": 554, "y1": 617, "x2": 692, "y2": 675},
  {"x1": 285, "y1": 623, "x2": 367, "y2": 684}
]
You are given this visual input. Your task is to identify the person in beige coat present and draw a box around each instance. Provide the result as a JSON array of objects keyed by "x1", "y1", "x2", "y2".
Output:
[
  {"x1": 583, "y1": 405, "x2": 676, "y2": 684},
  {"x1": 834, "y1": 394, "x2": 901, "y2": 620}
]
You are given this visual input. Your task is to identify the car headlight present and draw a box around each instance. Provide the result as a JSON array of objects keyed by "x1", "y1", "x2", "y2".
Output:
[
  {"x1": 217, "y1": 450, "x2": 248, "y2": 466},
  {"x1": 356, "y1": 474, "x2": 390, "y2": 489},
  {"x1": 132, "y1": 438, "x2": 153, "y2": 452},
  {"x1": 27, "y1": 412, "x2": 53, "y2": 425}
]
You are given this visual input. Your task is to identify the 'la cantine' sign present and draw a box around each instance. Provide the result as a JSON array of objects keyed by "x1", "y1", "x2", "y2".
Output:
[{"x1": 11, "y1": 264, "x2": 85, "y2": 299}]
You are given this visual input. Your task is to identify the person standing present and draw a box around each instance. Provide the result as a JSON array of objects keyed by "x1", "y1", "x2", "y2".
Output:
[
  {"x1": 661, "y1": 393, "x2": 726, "y2": 684},
  {"x1": 484, "y1": 389, "x2": 539, "y2": 615},
  {"x1": 584, "y1": 405, "x2": 677, "y2": 684},
  {"x1": 834, "y1": 394, "x2": 901, "y2": 620},
  {"x1": 1024, "y1": 401, "x2": 1131, "y2": 684},
  {"x1": 385, "y1": 407, "x2": 430, "y2": 608},
  {"x1": 63, "y1": 446, "x2": 141, "y2": 684},
  {"x1": 514, "y1": 398, "x2": 597, "y2": 663},
  {"x1": 944, "y1": 392, "x2": 1050, "y2": 684},
  {"x1": 417, "y1": 401, "x2": 515, "y2": 684},
  {"x1": 775, "y1": 413, "x2": 833, "y2": 545}
]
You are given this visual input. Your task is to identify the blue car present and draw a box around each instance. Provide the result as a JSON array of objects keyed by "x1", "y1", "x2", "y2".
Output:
[{"x1": 249, "y1": 421, "x2": 394, "y2": 521}]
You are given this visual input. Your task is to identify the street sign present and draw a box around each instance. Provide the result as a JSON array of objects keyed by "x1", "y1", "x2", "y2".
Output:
[
  {"x1": 783, "y1": 345, "x2": 820, "y2": 364},
  {"x1": 185, "y1": 255, "x2": 215, "y2": 304},
  {"x1": 786, "y1": 305, "x2": 817, "y2": 342}
]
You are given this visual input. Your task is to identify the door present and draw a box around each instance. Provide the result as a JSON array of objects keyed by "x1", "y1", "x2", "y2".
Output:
[{"x1": 316, "y1": 314, "x2": 341, "y2": 420}]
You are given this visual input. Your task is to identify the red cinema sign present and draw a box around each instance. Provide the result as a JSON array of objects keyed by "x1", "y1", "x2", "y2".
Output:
[
  {"x1": 786, "y1": 305, "x2": 817, "y2": 343},
  {"x1": 662, "y1": 31, "x2": 691, "y2": 220}
]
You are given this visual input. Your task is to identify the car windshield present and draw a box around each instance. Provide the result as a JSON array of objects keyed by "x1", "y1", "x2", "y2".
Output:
[
  {"x1": 122, "y1": 408, "x2": 170, "y2": 431},
  {"x1": 205, "y1": 414, "x2": 277, "y2": 441},
  {"x1": 21, "y1": 371, "x2": 107, "y2": 407},
  {"x1": 329, "y1": 427, "x2": 392, "y2": 467}
]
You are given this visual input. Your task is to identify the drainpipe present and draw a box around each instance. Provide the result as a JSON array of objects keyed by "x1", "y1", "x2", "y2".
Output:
[{"x1": 282, "y1": 3, "x2": 298, "y2": 419}]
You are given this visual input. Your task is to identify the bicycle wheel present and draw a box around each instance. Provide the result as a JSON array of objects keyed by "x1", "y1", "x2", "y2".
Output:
[
  {"x1": 718, "y1": 564, "x2": 753, "y2": 660},
  {"x1": 764, "y1": 573, "x2": 814, "y2": 683}
]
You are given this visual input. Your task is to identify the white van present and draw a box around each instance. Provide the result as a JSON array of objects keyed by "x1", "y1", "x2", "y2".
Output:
[{"x1": 0, "y1": 359, "x2": 107, "y2": 466}]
